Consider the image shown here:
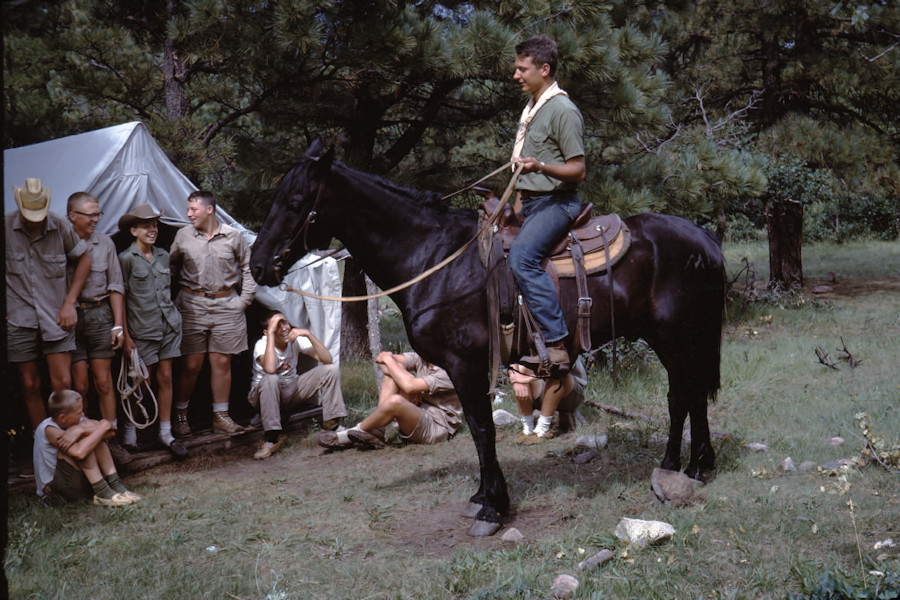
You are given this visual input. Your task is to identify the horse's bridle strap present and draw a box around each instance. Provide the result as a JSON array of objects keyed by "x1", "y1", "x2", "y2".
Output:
[{"x1": 282, "y1": 162, "x2": 523, "y2": 303}]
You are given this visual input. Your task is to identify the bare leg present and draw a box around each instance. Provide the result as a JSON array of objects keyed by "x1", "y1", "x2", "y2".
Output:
[
  {"x1": 175, "y1": 352, "x2": 206, "y2": 407},
  {"x1": 358, "y1": 394, "x2": 422, "y2": 434},
  {"x1": 71, "y1": 359, "x2": 89, "y2": 400},
  {"x1": 46, "y1": 352, "x2": 73, "y2": 393},
  {"x1": 156, "y1": 359, "x2": 174, "y2": 424},
  {"x1": 17, "y1": 361, "x2": 47, "y2": 429},
  {"x1": 208, "y1": 352, "x2": 232, "y2": 406},
  {"x1": 89, "y1": 358, "x2": 117, "y2": 422}
]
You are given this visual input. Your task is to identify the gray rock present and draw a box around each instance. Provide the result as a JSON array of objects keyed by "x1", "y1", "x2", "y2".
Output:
[
  {"x1": 577, "y1": 549, "x2": 615, "y2": 571},
  {"x1": 614, "y1": 517, "x2": 675, "y2": 548},
  {"x1": 821, "y1": 458, "x2": 858, "y2": 471},
  {"x1": 779, "y1": 457, "x2": 797, "y2": 473},
  {"x1": 551, "y1": 574, "x2": 579, "y2": 599},
  {"x1": 823, "y1": 436, "x2": 845, "y2": 447},
  {"x1": 500, "y1": 527, "x2": 524, "y2": 543},
  {"x1": 575, "y1": 434, "x2": 608, "y2": 449},
  {"x1": 650, "y1": 468, "x2": 697, "y2": 506},
  {"x1": 798, "y1": 460, "x2": 818, "y2": 472},
  {"x1": 744, "y1": 442, "x2": 768, "y2": 453},
  {"x1": 574, "y1": 449, "x2": 600, "y2": 464},
  {"x1": 812, "y1": 285, "x2": 833, "y2": 294},
  {"x1": 492, "y1": 409, "x2": 519, "y2": 426}
]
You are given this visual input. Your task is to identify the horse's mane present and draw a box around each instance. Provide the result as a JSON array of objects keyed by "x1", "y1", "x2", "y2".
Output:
[{"x1": 334, "y1": 160, "x2": 453, "y2": 214}]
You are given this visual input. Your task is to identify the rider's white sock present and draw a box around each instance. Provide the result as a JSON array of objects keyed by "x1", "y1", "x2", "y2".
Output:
[
  {"x1": 123, "y1": 422, "x2": 137, "y2": 446},
  {"x1": 534, "y1": 415, "x2": 552, "y2": 437},
  {"x1": 520, "y1": 414, "x2": 534, "y2": 435},
  {"x1": 159, "y1": 421, "x2": 174, "y2": 446}
]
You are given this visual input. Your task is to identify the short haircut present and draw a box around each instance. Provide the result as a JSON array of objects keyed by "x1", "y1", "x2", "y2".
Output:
[
  {"x1": 67, "y1": 191, "x2": 98, "y2": 214},
  {"x1": 187, "y1": 190, "x2": 217, "y2": 209},
  {"x1": 261, "y1": 310, "x2": 286, "y2": 328},
  {"x1": 48, "y1": 389, "x2": 83, "y2": 418},
  {"x1": 516, "y1": 34, "x2": 558, "y2": 77}
]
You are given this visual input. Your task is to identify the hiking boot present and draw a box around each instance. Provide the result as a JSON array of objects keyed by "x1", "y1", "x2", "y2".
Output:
[
  {"x1": 212, "y1": 411, "x2": 244, "y2": 436},
  {"x1": 347, "y1": 428, "x2": 386, "y2": 450},
  {"x1": 107, "y1": 439, "x2": 133, "y2": 464},
  {"x1": 254, "y1": 436, "x2": 286, "y2": 460},
  {"x1": 173, "y1": 408, "x2": 191, "y2": 438},
  {"x1": 316, "y1": 430, "x2": 353, "y2": 450},
  {"x1": 521, "y1": 430, "x2": 555, "y2": 445},
  {"x1": 519, "y1": 345, "x2": 571, "y2": 377},
  {"x1": 93, "y1": 492, "x2": 133, "y2": 507},
  {"x1": 164, "y1": 438, "x2": 188, "y2": 458}
]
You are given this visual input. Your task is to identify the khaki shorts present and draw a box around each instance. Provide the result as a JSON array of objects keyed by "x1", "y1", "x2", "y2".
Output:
[
  {"x1": 73, "y1": 301, "x2": 116, "y2": 362},
  {"x1": 401, "y1": 406, "x2": 455, "y2": 445},
  {"x1": 7, "y1": 325, "x2": 76, "y2": 363},
  {"x1": 133, "y1": 322, "x2": 182, "y2": 366},
  {"x1": 177, "y1": 291, "x2": 248, "y2": 355},
  {"x1": 49, "y1": 457, "x2": 93, "y2": 503}
]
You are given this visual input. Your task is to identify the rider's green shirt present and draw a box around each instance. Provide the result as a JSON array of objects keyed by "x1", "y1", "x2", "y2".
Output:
[{"x1": 516, "y1": 94, "x2": 585, "y2": 194}]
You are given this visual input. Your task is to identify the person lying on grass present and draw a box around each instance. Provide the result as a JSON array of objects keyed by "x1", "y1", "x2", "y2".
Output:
[
  {"x1": 319, "y1": 351, "x2": 463, "y2": 450},
  {"x1": 33, "y1": 389, "x2": 141, "y2": 507}
]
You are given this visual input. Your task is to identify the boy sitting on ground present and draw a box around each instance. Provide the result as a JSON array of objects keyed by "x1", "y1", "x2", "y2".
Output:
[{"x1": 33, "y1": 389, "x2": 140, "y2": 506}]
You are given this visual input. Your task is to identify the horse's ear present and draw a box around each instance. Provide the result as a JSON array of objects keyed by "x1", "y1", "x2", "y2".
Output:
[
  {"x1": 305, "y1": 136, "x2": 325, "y2": 159},
  {"x1": 309, "y1": 146, "x2": 335, "y2": 179}
]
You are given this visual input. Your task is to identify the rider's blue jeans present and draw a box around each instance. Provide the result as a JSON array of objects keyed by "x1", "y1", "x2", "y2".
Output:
[{"x1": 509, "y1": 191, "x2": 582, "y2": 344}]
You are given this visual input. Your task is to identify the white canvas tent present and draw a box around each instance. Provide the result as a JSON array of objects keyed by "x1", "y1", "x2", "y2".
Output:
[{"x1": 4, "y1": 122, "x2": 341, "y2": 360}]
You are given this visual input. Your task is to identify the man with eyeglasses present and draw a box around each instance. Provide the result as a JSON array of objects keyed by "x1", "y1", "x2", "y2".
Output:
[{"x1": 66, "y1": 192, "x2": 132, "y2": 464}]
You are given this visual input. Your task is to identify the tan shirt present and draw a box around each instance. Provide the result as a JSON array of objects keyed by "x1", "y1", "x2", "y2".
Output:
[
  {"x1": 403, "y1": 352, "x2": 463, "y2": 432},
  {"x1": 68, "y1": 231, "x2": 125, "y2": 303},
  {"x1": 5, "y1": 211, "x2": 87, "y2": 339},
  {"x1": 169, "y1": 222, "x2": 257, "y2": 307}
]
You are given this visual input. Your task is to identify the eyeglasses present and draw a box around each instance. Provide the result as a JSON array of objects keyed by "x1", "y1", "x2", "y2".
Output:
[{"x1": 71, "y1": 211, "x2": 103, "y2": 219}]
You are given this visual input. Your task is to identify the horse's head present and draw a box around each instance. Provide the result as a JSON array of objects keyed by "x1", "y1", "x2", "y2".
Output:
[{"x1": 251, "y1": 137, "x2": 336, "y2": 286}]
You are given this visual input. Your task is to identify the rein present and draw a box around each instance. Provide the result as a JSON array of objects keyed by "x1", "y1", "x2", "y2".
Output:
[{"x1": 281, "y1": 161, "x2": 522, "y2": 303}]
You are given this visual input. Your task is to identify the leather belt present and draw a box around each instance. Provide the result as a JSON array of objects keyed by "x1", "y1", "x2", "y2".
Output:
[
  {"x1": 518, "y1": 189, "x2": 567, "y2": 199},
  {"x1": 184, "y1": 288, "x2": 234, "y2": 299},
  {"x1": 78, "y1": 299, "x2": 107, "y2": 309}
]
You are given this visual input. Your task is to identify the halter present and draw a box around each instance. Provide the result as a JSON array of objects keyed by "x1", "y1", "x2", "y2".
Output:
[{"x1": 277, "y1": 179, "x2": 327, "y2": 281}]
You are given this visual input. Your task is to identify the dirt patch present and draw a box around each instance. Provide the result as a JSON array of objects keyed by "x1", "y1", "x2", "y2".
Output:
[{"x1": 808, "y1": 276, "x2": 900, "y2": 298}]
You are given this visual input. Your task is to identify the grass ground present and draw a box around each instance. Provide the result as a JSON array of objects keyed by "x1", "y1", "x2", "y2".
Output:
[{"x1": 6, "y1": 239, "x2": 900, "y2": 599}]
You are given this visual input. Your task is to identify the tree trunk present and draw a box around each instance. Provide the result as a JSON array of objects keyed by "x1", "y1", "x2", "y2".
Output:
[
  {"x1": 766, "y1": 198, "x2": 804, "y2": 289},
  {"x1": 340, "y1": 259, "x2": 370, "y2": 361},
  {"x1": 163, "y1": 0, "x2": 188, "y2": 120}
]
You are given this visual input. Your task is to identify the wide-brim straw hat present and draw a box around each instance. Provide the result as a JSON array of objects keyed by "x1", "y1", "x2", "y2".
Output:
[
  {"x1": 118, "y1": 203, "x2": 163, "y2": 230},
  {"x1": 13, "y1": 178, "x2": 51, "y2": 223}
]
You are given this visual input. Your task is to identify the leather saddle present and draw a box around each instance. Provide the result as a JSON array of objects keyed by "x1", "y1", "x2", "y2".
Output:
[{"x1": 478, "y1": 193, "x2": 631, "y2": 277}]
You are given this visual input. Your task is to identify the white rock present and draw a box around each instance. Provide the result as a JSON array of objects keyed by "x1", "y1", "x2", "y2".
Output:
[
  {"x1": 577, "y1": 549, "x2": 614, "y2": 571},
  {"x1": 492, "y1": 409, "x2": 519, "y2": 426},
  {"x1": 823, "y1": 436, "x2": 845, "y2": 447},
  {"x1": 650, "y1": 468, "x2": 696, "y2": 506},
  {"x1": 575, "y1": 434, "x2": 608, "y2": 449},
  {"x1": 500, "y1": 527, "x2": 525, "y2": 543},
  {"x1": 551, "y1": 574, "x2": 579, "y2": 599},
  {"x1": 779, "y1": 457, "x2": 797, "y2": 473},
  {"x1": 614, "y1": 517, "x2": 676, "y2": 548},
  {"x1": 798, "y1": 460, "x2": 818, "y2": 472},
  {"x1": 874, "y1": 538, "x2": 896, "y2": 550},
  {"x1": 744, "y1": 442, "x2": 768, "y2": 453}
]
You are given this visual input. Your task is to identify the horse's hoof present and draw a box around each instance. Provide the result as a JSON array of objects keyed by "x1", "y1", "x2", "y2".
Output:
[
  {"x1": 468, "y1": 519, "x2": 502, "y2": 537},
  {"x1": 461, "y1": 502, "x2": 483, "y2": 518}
]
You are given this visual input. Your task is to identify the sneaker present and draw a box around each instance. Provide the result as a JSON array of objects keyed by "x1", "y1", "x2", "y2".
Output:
[
  {"x1": 93, "y1": 492, "x2": 133, "y2": 507},
  {"x1": 347, "y1": 428, "x2": 386, "y2": 450},
  {"x1": 107, "y1": 439, "x2": 134, "y2": 464},
  {"x1": 254, "y1": 437, "x2": 285, "y2": 460},
  {"x1": 212, "y1": 411, "x2": 244, "y2": 436},
  {"x1": 120, "y1": 490, "x2": 142, "y2": 502},
  {"x1": 316, "y1": 430, "x2": 353, "y2": 450},
  {"x1": 173, "y1": 407, "x2": 192, "y2": 438},
  {"x1": 164, "y1": 438, "x2": 188, "y2": 458}
]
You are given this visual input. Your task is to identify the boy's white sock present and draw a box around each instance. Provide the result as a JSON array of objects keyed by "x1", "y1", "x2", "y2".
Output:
[
  {"x1": 122, "y1": 422, "x2": 137, "y2": 446},
  {"x1": 212, "y1": 403, "x2": 229, "y2": 413},
  {"x1": 159, "y1": 421, "x2": 174, "y2": 445},
  {"x1": 534, "y1": 415, "x2": 552, "y2": 437},
  {"x1": 520, "y1": 414, "x2": 535, "y2": 436}
]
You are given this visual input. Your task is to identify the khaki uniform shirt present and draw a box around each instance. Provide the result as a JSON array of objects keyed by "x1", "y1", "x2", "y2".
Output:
[
  {"x1": 5, "y1": 211, "x2": 87, "y2": 340},
  {"x1": 169, "y1": 222, "x2": 257, "y2": 308},
  {"x1": 403, "y1": 352, "x2": 463, "y2": 433},
  {"x1": 68, "y1": 231, "x2": 125, "y2": 303},
  {"x1": 119, "y1": 243, "x2": 182, "y2": 341}
]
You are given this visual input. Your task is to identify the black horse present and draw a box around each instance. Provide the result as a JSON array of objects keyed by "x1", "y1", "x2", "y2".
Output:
[{"x1": 251, "y1": 138, "x2": 725, "y2": 536}]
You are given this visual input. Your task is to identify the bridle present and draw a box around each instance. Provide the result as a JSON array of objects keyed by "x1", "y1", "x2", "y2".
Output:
[{"x1": 276, "y1": 179, "x2": 327, "y2": 281}]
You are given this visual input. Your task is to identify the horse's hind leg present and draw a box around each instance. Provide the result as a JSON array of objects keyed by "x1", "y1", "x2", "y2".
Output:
[{"x1": 686, "y1": 400, "x2": 715, "y2": 480}]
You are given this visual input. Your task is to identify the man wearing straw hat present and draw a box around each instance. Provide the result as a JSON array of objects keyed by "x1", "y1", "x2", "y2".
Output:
[{"x1": 6, "y1": 178, "x2": 91, "y2": 432}]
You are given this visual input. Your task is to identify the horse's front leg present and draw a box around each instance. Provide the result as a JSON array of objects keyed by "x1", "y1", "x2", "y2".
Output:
[
  {"x1": 663, "y1": 387, "x2": 688, "y2": 473},
  {"x1": 455, "y1": 374, "x2": 509, "y2": 537},
  {"x1": 685, "y1": 399, "x2": 715, "y2": 481}
]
